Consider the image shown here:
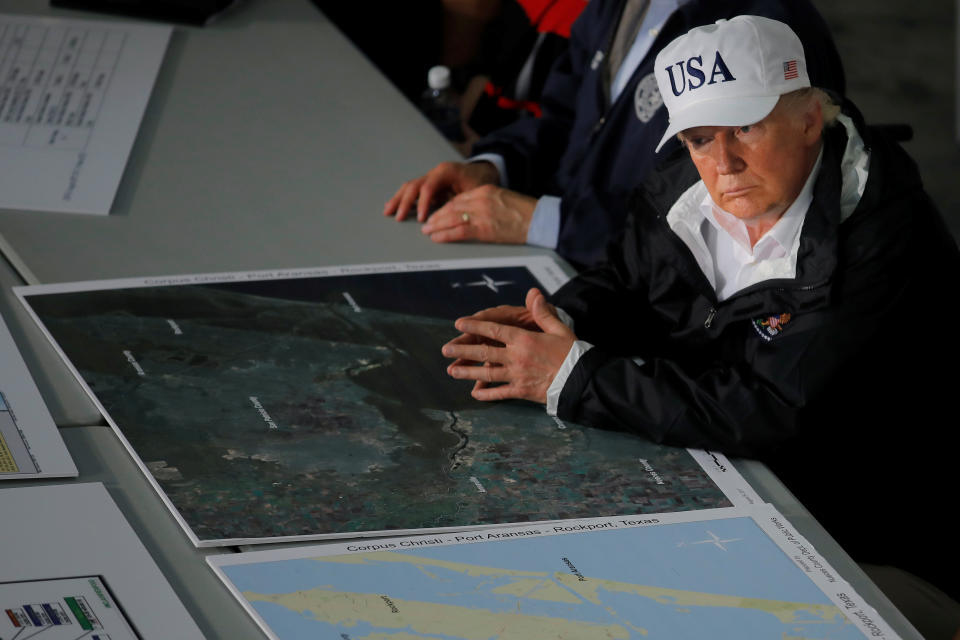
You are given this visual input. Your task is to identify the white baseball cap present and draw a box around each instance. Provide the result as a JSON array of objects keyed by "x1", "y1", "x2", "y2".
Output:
[{"x1": 654, "y1": 15, "x2": 810, "y2": 152}]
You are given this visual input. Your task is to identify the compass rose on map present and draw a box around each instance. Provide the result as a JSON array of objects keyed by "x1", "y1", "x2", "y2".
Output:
[
  {"x1": 450, "y1": 274, "x2": 515, "y2": 293},
  {"x1": 677, "y1": 530, "x2": 743, "y2": 551}
]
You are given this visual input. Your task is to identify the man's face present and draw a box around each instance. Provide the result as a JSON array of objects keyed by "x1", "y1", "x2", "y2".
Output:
[{"x1": 681, "y1": 97, "x2": 823, "y2": 226}]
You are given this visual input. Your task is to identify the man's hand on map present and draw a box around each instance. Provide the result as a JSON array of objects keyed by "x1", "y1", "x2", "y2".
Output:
[
  {"x1": 383, "y1": 161, "x2": 499, "y2": 222},
  {"x1": 454, "y1": 301, "x2": 546, "y2": 333},
  {"x1": 420, "y1": 185, "x2": 536, "y2": 244},
  {"x1": 442, "y1": 288, "x2": 574, "y2": 404}
]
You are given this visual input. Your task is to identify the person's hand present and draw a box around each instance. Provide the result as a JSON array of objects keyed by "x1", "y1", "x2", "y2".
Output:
[
  {"x1": 446, "y1": 294, "x2": 560, "y2": 335},
  {"x1": 421, "y1": 185, "x2": 537, "y2": 244},
  {"x1": 442, "y1": 288, "x2": 575, "y2": 404},
  {"x1": 383, "y1": 161, "x2": 499, "y2": 222}
]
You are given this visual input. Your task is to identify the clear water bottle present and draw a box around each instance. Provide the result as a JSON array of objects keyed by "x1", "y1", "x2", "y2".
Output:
[{"x1": 420, "y1": 65, "x2": 463, "y2": 142}]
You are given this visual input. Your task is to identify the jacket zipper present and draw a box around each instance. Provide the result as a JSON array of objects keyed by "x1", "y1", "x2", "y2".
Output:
[
  {"x1": 704, "y1": 308, "x2": 716, "y2": 329},
  {"x1": 704, "y1": 280, "x2": 831, "y2": 329},
  {"x1": 653, "y1": 210, "x2": 832, "y2": 329}
]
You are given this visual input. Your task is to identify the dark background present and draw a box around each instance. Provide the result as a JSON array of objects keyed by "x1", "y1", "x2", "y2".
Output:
[{"x1": 313, "y1": 0, "x2": 960, "y2": 240}]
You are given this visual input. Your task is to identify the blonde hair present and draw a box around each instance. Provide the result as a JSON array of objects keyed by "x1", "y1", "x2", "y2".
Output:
[
  {"x1": 675, "y1": 87, "x2": 840, "y2": 147},
  {"x1": 778, "y1": 87, "x2": 841, "y2": 126}
]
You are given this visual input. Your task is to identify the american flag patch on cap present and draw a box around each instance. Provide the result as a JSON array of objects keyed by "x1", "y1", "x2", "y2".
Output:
[{"x1": 783, "y1": 60, "x2": 799, "y2": 80}]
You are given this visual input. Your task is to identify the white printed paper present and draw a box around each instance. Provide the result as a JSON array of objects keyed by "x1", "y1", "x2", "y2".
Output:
[
  {"x1": 0, "y1": 14, "x2": 171, "y2": 214},
  {"x1": 0, "y1": 576, "x2": 138, "y2": 639},
  {"x1": 0, "y1": 482, "x2": 204, "y2": 639},
  {"x1": 0, "y1": 313, "x2": 76, "y2": 479}
]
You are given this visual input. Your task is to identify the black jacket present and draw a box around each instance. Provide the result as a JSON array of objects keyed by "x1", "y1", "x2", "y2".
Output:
[
  {"x1": 473, "y1": 0, "x2": 845, "y2": 268},
  {"x1": 551, "y1": 107, "x2": 960, "y2": 596}
]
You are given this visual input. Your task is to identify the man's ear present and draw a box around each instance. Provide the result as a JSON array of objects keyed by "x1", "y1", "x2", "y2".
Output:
[{"x1": 802, "y1": 98, "x2": 824, "y2": 146}]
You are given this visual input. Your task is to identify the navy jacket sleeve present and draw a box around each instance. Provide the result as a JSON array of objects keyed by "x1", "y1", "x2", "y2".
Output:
[{"x1": 470, "y1": 0, "x2": 607, "y2": 195}]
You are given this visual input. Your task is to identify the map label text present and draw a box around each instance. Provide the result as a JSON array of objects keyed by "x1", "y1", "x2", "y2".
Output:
[
  {"x1": 343, "y1": 292, "x2": 362, "y2": 313},
  {"x1": 248, "y1": 396, "x2": 279, "y2": 430},
  {"x1": 380, "y1": 595, "x2": 399, "y2": 613},
  {"x1": 639, "y1": 458, "x2": 665, "y2": 485},
  {"x1": 562, "y1": 557, "x2": 586, "y2": 581},
  {"x1": 553, "y1": 522, "x2": 615, "y2": 533},
  {"x1": 122, "y1": 350, "x2": 145, "y2": 376}
]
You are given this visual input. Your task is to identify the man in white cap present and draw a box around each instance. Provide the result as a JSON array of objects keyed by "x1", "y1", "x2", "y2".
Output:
[
  {"x1": 383, "y1": 0, "x2": 846, "y2": 269},
  {"x1": 441, "y1": 15, "x2": 960, "y2": 635}
]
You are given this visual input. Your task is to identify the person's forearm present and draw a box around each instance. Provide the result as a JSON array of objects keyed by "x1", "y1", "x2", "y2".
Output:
[{"x1": 556, "y1": 348, "x2": 800, "y2": 458}]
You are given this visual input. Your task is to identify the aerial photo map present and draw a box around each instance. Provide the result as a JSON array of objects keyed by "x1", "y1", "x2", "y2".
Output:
[
  {"x1": 19, "y1": 258, "x2": 757, "y2": 546},
  {"x1": 211, "y1": 507, "x2": 899, "y2": 640}
]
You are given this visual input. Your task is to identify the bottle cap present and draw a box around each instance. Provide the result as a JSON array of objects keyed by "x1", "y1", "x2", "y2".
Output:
[{"x1": 427, "y1": 65, "x2": 451, "y2": 90}]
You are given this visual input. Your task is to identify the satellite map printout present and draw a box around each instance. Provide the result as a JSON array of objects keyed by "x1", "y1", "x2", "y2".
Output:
[
  {"x1": 19, "y1": 258, "x2": 759, "y2": 546},
  {"x1": 210, "y1": 505, "x2": 901, "y2": 640}
]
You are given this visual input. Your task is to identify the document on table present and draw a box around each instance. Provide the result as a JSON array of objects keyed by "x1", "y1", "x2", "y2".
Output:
[
  {"x1": 0, "y1": 482, "x2": 205, "y2": 639},
  {"x1": 0, "y1": 312, "x2": 76, "y2": 479},
  {"x1": 0, "y1": 576, "x2": 138, "y2": 639},
  {"x1": 0, "y1": 14, "x2": 171, "y2": 214}
]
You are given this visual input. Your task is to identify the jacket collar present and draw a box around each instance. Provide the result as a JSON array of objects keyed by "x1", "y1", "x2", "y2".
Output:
[
  {"x1": 635, "y1": 106, "x2": 870, "y2": 317},
  {"x1": 665, "y1": 150, "x2": 822, "y2": 291},
  {"x1": 662, "y1": 114, "x2": 870, "y2": 293}
]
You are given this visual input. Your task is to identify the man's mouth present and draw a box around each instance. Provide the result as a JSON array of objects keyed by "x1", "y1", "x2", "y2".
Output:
[{"x1": 723, "y1": 186, "x2": 755, "y2": 198}]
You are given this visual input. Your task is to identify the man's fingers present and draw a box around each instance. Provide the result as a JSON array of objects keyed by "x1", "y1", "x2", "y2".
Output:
[
  {"x1": 386, "y1": 162, "x2": 501, "y2": 224},
  {"x1": 442, "y1": 342, "x2": 505, "y2": 365},
  {"x1": 454, "y1": 317, "x2": 517, "y2": 344},
  {"x1": 468, "y1": 305, "x2": 514, "y2": 321},
  {"x1": 447, "y1": 362, "x2": 511, "y2": 383},
  {"x1": 471, "y1": 383, "x2": 516, "y2": 401},
  {"x1": 383, "y1": 187, "x2": 402, "y2": 217},
  {"x1": 526, "y1": 288, "x2": 571, "y2": 336},
  {"x1": 444, "y1": 333, "x2": 505, "y2": 351},
  {"x1": 422, "y1": 195, "x2": 467, "y2": 232},
  {"x1": 417, "y1": 163, "x2": 466, "y2": 221},
  {"x1": 384, "y1": 181, "x2": 416, "y2": 218},
  {"x1": 428, "y1": 224, "x2": 473, "y2": 243},
  {"x1": 395, "y1": 182, "x2": 424, "y2": 221},
  {"x1": 466, "y1": 305, "x2": 539, "y2": 332},
  {"x1": 444, "y1": 333, "x2": 480, "y2": 347},
  {"x1": 416, "y1": 177, "x2": 445, "y2": 222},
  {"x1": 423, "y1": 201, "x2": 474, "y2": 242}
]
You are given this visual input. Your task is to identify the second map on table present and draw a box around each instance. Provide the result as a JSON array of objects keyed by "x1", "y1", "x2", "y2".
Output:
[
  {"x1": 212, "y1": 507, "x2": 892, "y2": 640},
  {"x1": 20, "y1": 259, "x2": 754, "y2": 546}
]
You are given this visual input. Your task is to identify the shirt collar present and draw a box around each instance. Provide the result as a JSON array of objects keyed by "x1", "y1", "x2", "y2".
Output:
[{"x1": 699, "y1": 149, "x2": 824, "y2": 257}]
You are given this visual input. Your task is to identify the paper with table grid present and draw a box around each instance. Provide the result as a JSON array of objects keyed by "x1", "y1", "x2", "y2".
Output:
[{"x1": 0, "y1": 13, "x2": 170, "y2": 214}]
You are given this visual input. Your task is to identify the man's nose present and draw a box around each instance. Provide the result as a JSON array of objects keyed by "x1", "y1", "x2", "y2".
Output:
[{"x1": 714, "y1": 134, "x2": 744, "y2": 174}]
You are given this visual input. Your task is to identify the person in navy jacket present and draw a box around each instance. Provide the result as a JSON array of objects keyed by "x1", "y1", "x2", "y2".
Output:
[{"x1": 384, "y1": 0, "x2": 845, "y2": 268}]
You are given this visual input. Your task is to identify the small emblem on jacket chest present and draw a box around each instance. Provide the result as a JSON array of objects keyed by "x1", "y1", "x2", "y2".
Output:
[
  {"x1": 634, "y1": 72, "x2": 662, "y2": 123},
  {"x1": 752, "y1": 313, "x2": 792, "y2": 341}
]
